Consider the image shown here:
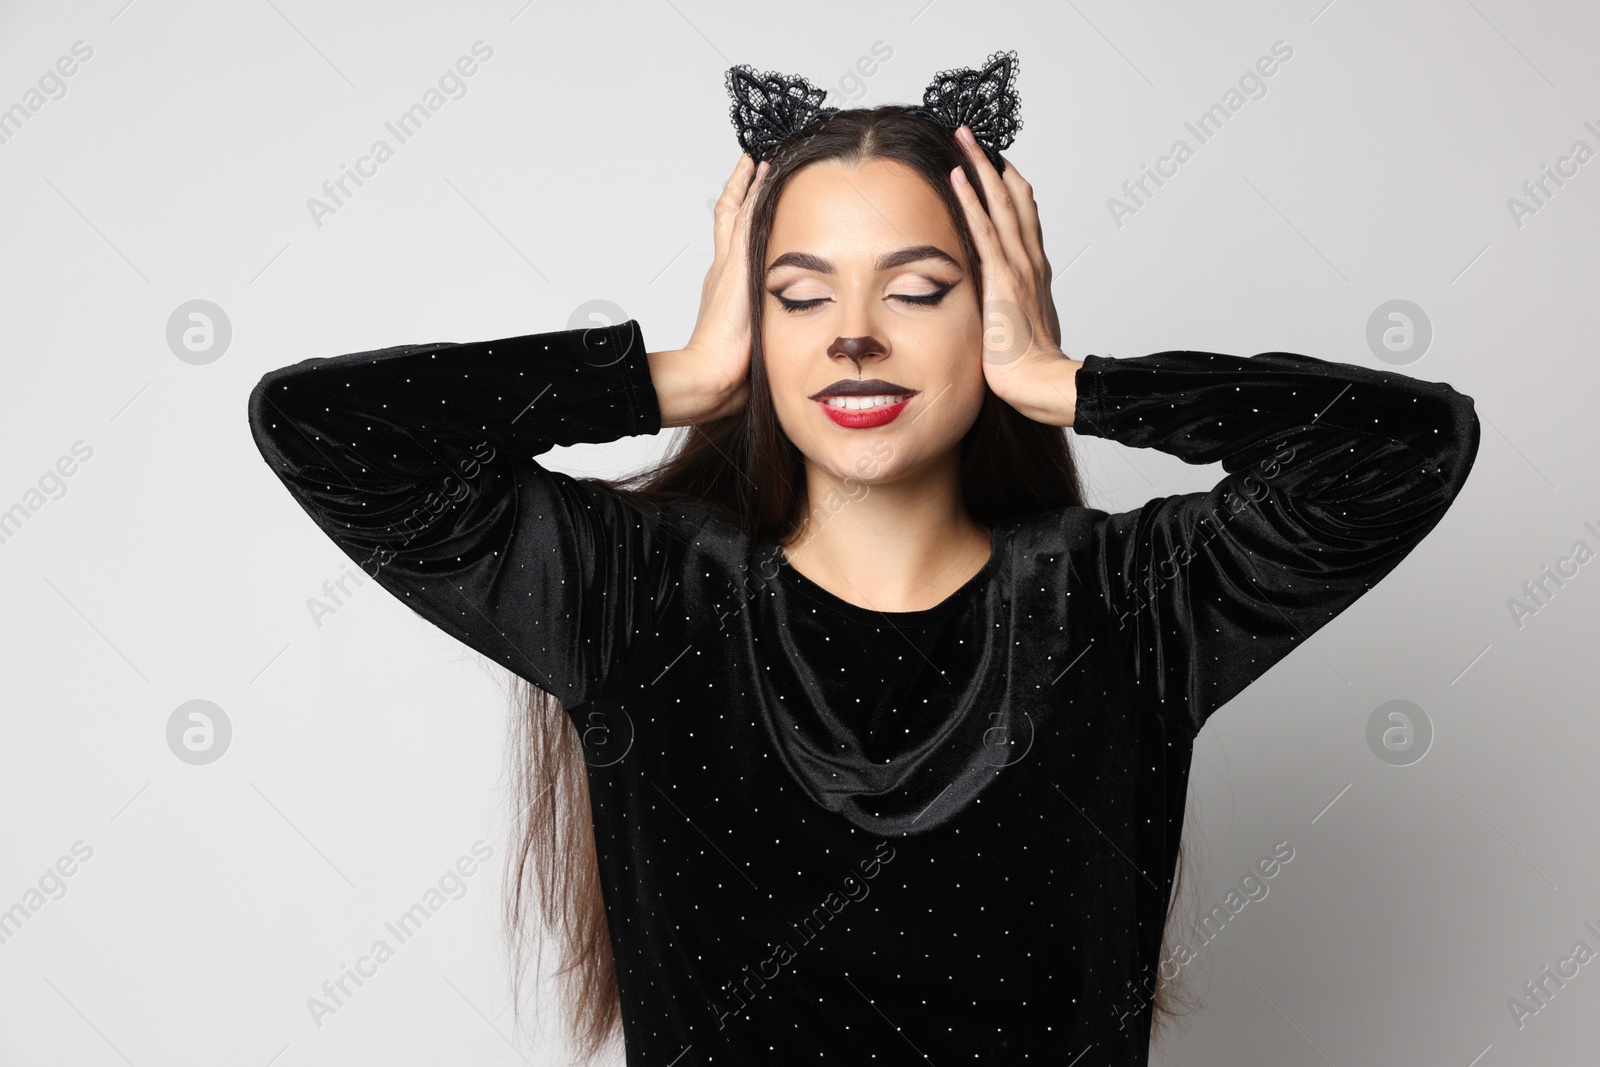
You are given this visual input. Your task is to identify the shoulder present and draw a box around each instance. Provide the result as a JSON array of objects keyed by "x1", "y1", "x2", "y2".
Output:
[
  {"x1": 1005, "y1": 504, "x2": 1106, "y2": 558},
  {"x1": 598, "y1": 486, "x2": 756, "y2": 573},
  {"x1": 996, "y1": 505, "x2": 1126, "y2": 609}
]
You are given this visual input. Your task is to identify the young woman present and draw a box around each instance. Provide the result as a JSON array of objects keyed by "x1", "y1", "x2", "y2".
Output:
[{"x1": 248, "y1": 67, "x2": 1480, "y2": 1065}]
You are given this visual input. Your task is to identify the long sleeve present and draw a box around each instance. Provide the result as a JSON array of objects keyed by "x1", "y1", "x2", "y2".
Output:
[
  {"x1": 1073, "y1": 349, "x2": 1481, "y2": 737},
  {"x1": 246, "y1": 318, "x2": 677, "y2": 709}
]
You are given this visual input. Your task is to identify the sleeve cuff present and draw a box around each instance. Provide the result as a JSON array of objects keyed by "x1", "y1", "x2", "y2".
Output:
[
  {"x1": 1071, "y1": 353, "x2": 1111, "y2": 437},
  {"x1": 607, "y1": 319, "x2": 663, "y2": 439}
]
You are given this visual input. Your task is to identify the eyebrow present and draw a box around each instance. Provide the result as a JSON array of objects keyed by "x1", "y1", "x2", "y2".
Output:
[{"x1": 764, "y1": 245, "x2": 962, "y2": 278}]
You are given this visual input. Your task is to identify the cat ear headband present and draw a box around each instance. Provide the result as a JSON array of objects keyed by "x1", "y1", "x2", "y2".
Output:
[{"x1": 724, "y1": 49, "x2": 1022, "y2": 176}]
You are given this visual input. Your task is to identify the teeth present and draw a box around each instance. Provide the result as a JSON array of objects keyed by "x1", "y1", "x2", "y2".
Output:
[{"x1": 822, "y1": 394, "x2": 911, "y2": 411}]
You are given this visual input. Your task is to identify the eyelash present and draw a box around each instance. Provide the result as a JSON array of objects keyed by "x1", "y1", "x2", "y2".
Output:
[{"x1": 773, "y1": 287, "x2": 953, "y2": 314}]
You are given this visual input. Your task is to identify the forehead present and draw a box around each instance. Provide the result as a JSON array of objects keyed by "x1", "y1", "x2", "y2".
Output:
[{"x1": 767, "y1": 158, "x2": 961, "y2": 266}]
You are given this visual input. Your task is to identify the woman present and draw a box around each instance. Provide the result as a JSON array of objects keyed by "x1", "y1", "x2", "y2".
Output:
[{"x1": 247, "y1": 63, "x2": 1480, "y2": 1064}]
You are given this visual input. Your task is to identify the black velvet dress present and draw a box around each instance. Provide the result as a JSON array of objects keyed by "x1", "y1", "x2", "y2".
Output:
[{"x1": 247, "y1": 319, "x2": 1479, "y2": 1064}]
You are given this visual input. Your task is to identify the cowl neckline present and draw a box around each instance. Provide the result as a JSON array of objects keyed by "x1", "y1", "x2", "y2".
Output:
[{"x1": 743, "y1": 524, "x2": 1017, "y2": 835}]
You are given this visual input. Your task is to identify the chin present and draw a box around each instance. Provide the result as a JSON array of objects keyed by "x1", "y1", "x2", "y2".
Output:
[
  {"x1": 844, "y1": 438, "x2": 921, "y2": 485},
  {"x1": 790, "y1": 433, "x2": 900, "y2": 484}
]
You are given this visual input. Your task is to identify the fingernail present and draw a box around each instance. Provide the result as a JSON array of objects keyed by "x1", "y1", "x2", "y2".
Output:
[{"x1": 958, "y1": 125, "x2": 975, "y2": 146}]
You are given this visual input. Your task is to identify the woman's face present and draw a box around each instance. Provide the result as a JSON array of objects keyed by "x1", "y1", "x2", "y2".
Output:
[{"x1": 761, "y1": 157, "x2": 985, "y2": 489}]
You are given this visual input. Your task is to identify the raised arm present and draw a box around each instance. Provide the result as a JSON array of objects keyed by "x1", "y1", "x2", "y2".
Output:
[
  {"x1": 246, "y1": 319, "x2": 682, "y2": 709},
  {"x1": 1073, "y1": 349, "x2": 1481, "y2": 737}
]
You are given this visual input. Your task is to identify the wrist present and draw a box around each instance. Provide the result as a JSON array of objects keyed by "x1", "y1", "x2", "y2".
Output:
[
  {"x1": 987, "y1": 348, "x2": 1085, "y2": 427},
  {"x1": 647, "y1": 348, "x2": 744, "y2": 427},
  {"x1": 1038, "y1": 354, "x2": 1085, "y2": 428},
  {"x1": 1061, "y1": 355, "x2": 1086, "y2": 428}
]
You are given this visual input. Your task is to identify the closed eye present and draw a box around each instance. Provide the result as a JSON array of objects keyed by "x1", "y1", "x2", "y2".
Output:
[{"x1": 772, "y1": 285, "x2": 955, "y2": 314}]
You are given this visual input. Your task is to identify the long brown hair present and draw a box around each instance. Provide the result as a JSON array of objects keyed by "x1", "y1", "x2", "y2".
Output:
[{"x1": 503, "y1": 104, "x2": 1200, "y2": 1059}]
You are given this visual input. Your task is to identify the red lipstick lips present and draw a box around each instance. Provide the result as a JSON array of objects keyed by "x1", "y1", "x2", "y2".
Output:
[{"x1": 809, "y1": 378, "x2": 919, "y2": 430}]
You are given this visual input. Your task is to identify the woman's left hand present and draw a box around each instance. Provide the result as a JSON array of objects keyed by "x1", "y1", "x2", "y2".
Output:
[{"x1": 949, "y1": 125, "x2": 1083, "y2": 428}]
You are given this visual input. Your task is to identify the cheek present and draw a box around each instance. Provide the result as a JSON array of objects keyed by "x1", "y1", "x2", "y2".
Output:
[
  {"x1": 917, "y1": 339, "x2": 989, "y2": 448},
  {"x1": 760, "y1": 343, "x2": 815, "y2": 443},
  {"x1": 928, "y1": 330, "x2": 987, "y2": 403},
  {"x1": 919, "y1": 307, "x2": 984, "y2": 378},
  {"x1": 761, "y1": 337, "x2": 802, "y2": 403}
]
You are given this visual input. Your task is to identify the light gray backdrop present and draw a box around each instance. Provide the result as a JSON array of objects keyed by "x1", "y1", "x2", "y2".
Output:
[{"x1": 1, "y1": 0, "x2": 1593, "y2": 1064}]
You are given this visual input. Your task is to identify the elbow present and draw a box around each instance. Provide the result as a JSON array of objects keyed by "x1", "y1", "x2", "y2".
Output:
[
  {"x1": 246, "y1": 370, "x2": 283, "y2": 459},
  {"x1": 1440, "y1": 390, "x2": 1481, "y2": 500},
  {"x1": 246, "y1": 371, "x2": 270, "y2": 435},
  {"x1": 247, "y1": 363, "x2": 312, "y2": 468},
  {"x1": 1374, "y1": 386, "x2": 1481, "y2": 534}
]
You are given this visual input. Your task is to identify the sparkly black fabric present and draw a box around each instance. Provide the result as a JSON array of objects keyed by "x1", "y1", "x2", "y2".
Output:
[
  {"x1": 247, "y1": 320, "x2": 1479, "y2": 1064},
  {"x1": 727, "y1": 50, "x2": 1021, "y2": 175}
]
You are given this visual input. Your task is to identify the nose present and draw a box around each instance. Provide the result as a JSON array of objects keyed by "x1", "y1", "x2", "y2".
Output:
[{"x1": 827, "y1": 335, "x2": 887, "y2": 374}]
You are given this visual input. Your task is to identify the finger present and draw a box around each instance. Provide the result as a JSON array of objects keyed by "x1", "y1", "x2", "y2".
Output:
[
  {"x1": 717, "y1": 154, "x2": 756, "y2": 215},
  {"x1": 714, "y1": 155, "x2": 757, "y2": 230},
  {"x1": 714, "y1": 158, "x2": 767, "y2": 270},
  {"x1": 949, "y1": 162, "x2": 1007, "y2": 299},
  {"x1": 999, "y1": 159, "x2": 1057, "y2": 346},
  {"x1": 955, "y1": 127, "x2": 1030, "y2": 273},
  {"x1": 995, "y1": 158, "x2": 1060, "y2": 346},
  {"x1": 952, "y1": 162, "x2": 1052, "y2": 362},
  {"x1": 731, "y1": 161, "x2": 769, "y2": 252},
  {"x1": 711, "y1": 156, "x2": 754, "y2": 263},
  {"x1": 721, "y1": 163, "x2": 768, "y2": 333},
  {"x1": 724, "y1": 152, "x2": 755, "y2": 195},
  {"x1": 998, "y1": 158, "x2": 1049, "y2": 280}
]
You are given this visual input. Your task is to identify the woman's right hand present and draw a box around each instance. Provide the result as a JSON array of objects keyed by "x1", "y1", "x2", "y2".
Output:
[
  {"x1": 681, "y1": 154, "x2": 768, "y2": 412},
  {"x1": 649, "y1": 154, "x2": 769, "y2": 426}
]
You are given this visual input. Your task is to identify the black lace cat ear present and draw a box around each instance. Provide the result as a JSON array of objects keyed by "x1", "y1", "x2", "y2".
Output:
[
  {"x1": 904, "y1": 50, "x2": 1023, "y2": 175},
  {"x1": 725, "y1": 63, "x2": 841, "y2": 165}
]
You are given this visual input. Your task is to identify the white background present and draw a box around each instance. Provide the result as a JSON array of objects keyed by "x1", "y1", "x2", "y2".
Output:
[{"x1": 0, "y1": 1, "x2": 1595, "y2": 1064}]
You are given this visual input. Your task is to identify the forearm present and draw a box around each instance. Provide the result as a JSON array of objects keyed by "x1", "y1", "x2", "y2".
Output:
[
  {"x1": 1072, "y1": 349, "x2": 1478, "y2": 485},
  {"x1": 248, "y1": 321, "x2": 661, "y2": 552}
]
